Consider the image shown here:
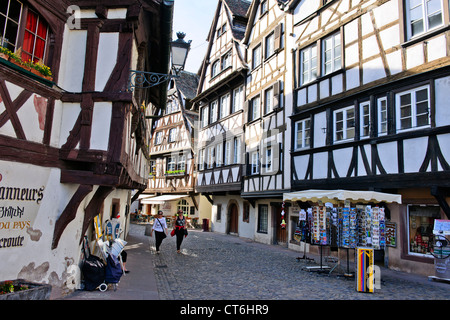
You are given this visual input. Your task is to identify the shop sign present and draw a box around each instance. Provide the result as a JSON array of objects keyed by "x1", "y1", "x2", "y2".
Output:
[
  {"x1": 0, "y1": 166, "x2": 46, "y2": 250},
  {"x1": 385, "y1": 221, "x2": 397, "y2": 247}
]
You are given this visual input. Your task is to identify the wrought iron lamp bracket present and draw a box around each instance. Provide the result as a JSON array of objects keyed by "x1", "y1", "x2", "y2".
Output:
[{"x1": 128, "y1": 70, "x2": 179, "y2": 91}]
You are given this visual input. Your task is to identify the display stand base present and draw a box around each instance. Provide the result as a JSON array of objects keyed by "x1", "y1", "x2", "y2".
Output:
[
  {"x1": 428, "y1": 276, "x2": 450, "y2": 284},
  {"x1": 305, "y1": 265, "x2": 330, "y2": 273}
]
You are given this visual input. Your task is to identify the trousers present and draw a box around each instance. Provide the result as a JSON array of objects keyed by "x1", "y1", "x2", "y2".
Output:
[
  {"x1": 175, "y1": 228, "x2": 185, "y2": 250},
  {"x1": 155, "y1": 231, "x2": 165, "y2": 251}
]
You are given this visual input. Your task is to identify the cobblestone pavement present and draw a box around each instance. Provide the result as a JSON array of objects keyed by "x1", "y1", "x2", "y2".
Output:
[{"x1": 138, "y1": 224, "x2": 449, "y2": 300}]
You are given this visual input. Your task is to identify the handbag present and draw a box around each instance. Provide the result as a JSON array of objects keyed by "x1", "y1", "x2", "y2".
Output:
[
  {"x1": 156, "y1": 218, "x2": 167, "y2": 239},
  {"x1": 170, "y1": 229, "x2": 175, "y2": 237},
  {"x1": 184, "y1": 229, "x2": 188, "y2": 237}
]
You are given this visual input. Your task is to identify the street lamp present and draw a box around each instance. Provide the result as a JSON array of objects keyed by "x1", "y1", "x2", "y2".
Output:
[{"x1": 128, "y1": 32, "x2": 191, "y2": 91}]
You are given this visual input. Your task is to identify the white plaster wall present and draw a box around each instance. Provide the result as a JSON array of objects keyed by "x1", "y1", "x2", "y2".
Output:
[
  {"x1": 435, "y1": 76, "x2": 450, "y2": 127},
  {"x1": 95, "y1": 33, "x2": 119, "y2": 91},
  {"x1": 90, "y1": 102, "x2": 112, "y2": 150},
  {"x1": 58, "y1": 27, "x2": 87, "y2": 92}
]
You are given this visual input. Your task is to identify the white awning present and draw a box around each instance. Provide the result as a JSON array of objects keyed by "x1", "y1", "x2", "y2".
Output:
[
  {"x1": 283, "y1": 189, "x2": 402, "y2": 204},
  {"x1": 140, "y1": 194, "x2": 189, "y2": 204}
]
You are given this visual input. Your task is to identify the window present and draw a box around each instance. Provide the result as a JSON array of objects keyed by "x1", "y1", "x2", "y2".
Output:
[
  {"x1": 233, "y1": 136, "x2": 241, "y2": 164},
  {"x1": 216, "y1": 143, "x2": 223, "y2": 167},
  {"x1": 217, "y1": 23, "x2": 226, "y2": 38},
  {"x1": 264, "y1": 87, "x2": 274, "y2": 114},
  {"x1": 252, "y1": 44, "x2": 262, "y2": 69},
  {"x1": 334, "y1": 106, "x2": 355, "y2": 142},
  {"x1": 0, "y1": 0, "x2": 22, "y2": 52},
  {"x1": 210, "y1": 100, "x2": 218, "y2": 123},
  {"x1": 377, "y1": 97, "x2": 388, "y2": 136},
  {"x1": 265, "y1": 32, "x2": 275, "y2": 58},
  {"x1": 294, "y1": 119, "x2": 311, "y2": 150},
  {"x1": 360, "y1": 101, "x2": 371, "y2": 138},
  {"x1": 243, "y1": 201, "x2": 250, "y2": 222},
  {"x1": 405, "y1": 0, "x2": 443, "y2": 39},
  {"x1": 232, "y1": 86, "x2": 244, "y2": 113},
  {"x1": 222, "y1": 51, "x2": 231, "y2": 70},
  {"x1": 207, "y1": 146, "x2": 214, "y2": 169},
  {"x1": 216, "y1": 204, "x2": 222, "y2": 221},
  {"x1": 408, "y1": 205, "x2": 441, "y2": 257},
  {"x1": 264, "y1": 147, "x2": 273, "y2": 173},
  {"x1": 224, "y1": 140, "x2": 231, "y2": 165},
  {"x1": 322, "y1": 32, "x2": 341, "y2": 75},
  {"x1": 149, "y1": 160, "x2": 156, "y2": 176},
  {"x1": 395, "y1": 85, "x2": 430, "y2": 132},
  {"x1": 260, "y1": 0, "x2": 268, "y2": 15},
  {"x1": 0, "y1": 2, "x2": 50, "y2": 63},
  {"x1": 301, "y1": 44, "x2": 318, "y2": 85},
  {"x1": 155, "y1": 131, "x2": 163, "y2": 145},
  {"x1": 167, "y1": 157, "x2": 176, "y2": 172},
  {"x1": 168, "y1": 128, "x2": 176, "y2": 143},
  {"x1": 177, "y1": 200, "x2": 190, "y2": 216},
  {"x1": 251, "y1": 151, "x2": 260, "y2": 175},
  {"x1": 198, "y1": 149, "x2": 205, "y2": 170},
  {"x1": 257, "y1": 204, "x2": 268, "y2": 233},
  {"x1": 212, "y1": 60, "x2": 220, "y2": 77},
  {"x1": 220, "y1": 93, "x2": 230, "y2": 119},
  {"x1": 201, "y1": 106, "x2": 209, "y2": 128},
  {"x1": 250, "y1": 95, "x2": 260, "y2": 121},
  {"x1": 177, "y1": 155, "x2": 186, "y2": 172}
]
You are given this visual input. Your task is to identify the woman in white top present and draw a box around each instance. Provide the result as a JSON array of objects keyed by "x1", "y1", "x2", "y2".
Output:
[{"x1": 150, "y1": 211, "x2": 168, "y2": 253}]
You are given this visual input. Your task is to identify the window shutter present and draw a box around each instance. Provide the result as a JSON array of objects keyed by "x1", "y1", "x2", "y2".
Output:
[{"x1": 274, "y1": 24, "x2": 282, "y2": 52}]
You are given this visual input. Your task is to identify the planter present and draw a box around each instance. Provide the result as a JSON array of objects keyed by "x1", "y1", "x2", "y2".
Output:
[{"x1": 0, "y1": 279, "x2": 52, "y2": 300}]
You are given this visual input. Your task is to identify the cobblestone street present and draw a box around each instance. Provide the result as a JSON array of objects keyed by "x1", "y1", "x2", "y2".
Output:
[{"x1": 137, "y1": 224, "x2": 450, "y2": 300}]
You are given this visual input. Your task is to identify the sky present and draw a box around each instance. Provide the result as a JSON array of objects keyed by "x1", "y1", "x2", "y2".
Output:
[{"x1": 172, "y1": 0, "x2": 218, "y2": 74}]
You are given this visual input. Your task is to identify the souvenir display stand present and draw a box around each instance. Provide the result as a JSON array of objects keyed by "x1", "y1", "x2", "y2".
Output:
[{"x1": 284, "y1": 190, "x2": 402, "y2": 281}]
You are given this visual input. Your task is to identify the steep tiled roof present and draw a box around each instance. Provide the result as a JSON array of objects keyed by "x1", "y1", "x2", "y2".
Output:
[
  {"x1": 224, "y1": 0, "x2": 251, "y2": 18},
  {"x1": 176, "y1": 71, "x2": 200, "y2": 100}
]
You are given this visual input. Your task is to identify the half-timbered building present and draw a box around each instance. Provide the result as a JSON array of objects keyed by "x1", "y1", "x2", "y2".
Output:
[
  {"x1": 0, "y1": 0, "x2": 173, "y2": 295},
  {"x1": 142, "y1": 70, "x2": 210, "y2": 226},
  {"x1": 192, "y1": 0, "x2": 251, "y2": 236},
  {"x1": 240, "y1": 0, "x2": 293, "y2": 245},
  {"x1": 285, "y1": 0, "x2": 450, "y2": 275}
]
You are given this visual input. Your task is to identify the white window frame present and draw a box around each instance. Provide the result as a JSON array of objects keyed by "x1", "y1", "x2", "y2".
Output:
[
  {"x1": 405, "y1": 0, "x2": 444, "y2": 39},
  {"x1": 177, "y1": 155, "x2": 186, "y2": 171},
  {"x1": 224, "y1": 140, "x2": 231, "y2": 166},
  {"x1": 395, "y1": 85, "x2": 431, "y2": 133},
  {"x1": 360, "y1": 101, "x2": 371, "y2": 139},
  {"x1": 251, "y1": 151, "x2": 260, "y2": 175},
  {"x1": 300, "y1": 44, "x2": 317, "y2": 85},
  {"x1": 264, "y1": 87, "x2": 274, "y2": 114},
  {"x1": 334, "y1": 106, "x2": 355, "y2": 143},
  {"x1": 264, "y1": 147, "x2": 273, "y2": 173},
  {"x1": 167, "y1": 157, "x2": 176, "y2": 172},
  {"x1": 250, "y1": 95, "x2": 261, "y2": 121},
  {"x1": 265, "y1": 32, "x2": 275, "y2": 59},
  {"x1": 168, "y1": 128, "x2": 177, "y2": 143},
  {"x1": 233, "y1": 136, "x2": 241, "y2": 164},
  {"x1": 212, "y1": 60, "x2": 220, "y2": 77},
  {"x1": 201, "y1": 106, "x2": 209, "y2": 128},
  {"x1": 252, "y1": 44, "x2": 262, "y2": 69},
  {"x1": 216, "y1": 143, "x2": 223, "y2": 167},
  {"x1": 155, "y1": 131, "x2": 163, "y2": 145},
  {"x1": 210, "y1": 100, "x2": 218, "y2": 123},
  {"x1": 233, "y1": 86, "x2": 244, "y2": 113},
  {"x1": 220, "y1": 93, "x2": 230, "y2": 119},
  {"x1": 377, "y1": 97, "x2": 388, "y2": 136},
  {"x1": 198, "y1": 149, "x2": 205, "y2": 170},
  {"x1": 294, "y1": 118, "x2": 311, "y2": 150},
  {"x1": 322, "y1": 32, "x2": 341, "y2": 76}
]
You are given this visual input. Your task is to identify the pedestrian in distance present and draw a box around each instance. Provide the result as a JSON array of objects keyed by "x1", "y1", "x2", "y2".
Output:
[
  {"x1": 173, "y1": 209, "x2": 187, "y2": 254},
  {"x1": 150, "y1": 210, "x2": 168, "y2": 253}
]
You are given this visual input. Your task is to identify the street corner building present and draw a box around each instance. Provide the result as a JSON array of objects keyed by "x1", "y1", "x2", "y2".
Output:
[{"x1": 0, "y1": 0, "x2": 174, "y2": 297}]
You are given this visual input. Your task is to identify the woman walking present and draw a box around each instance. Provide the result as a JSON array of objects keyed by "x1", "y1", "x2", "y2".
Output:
[
  {"x1": 174, "y1": 210, "x2": 187, "y2": 254},
  {"x1": 150, "y1": 211, "x2": 168, "y2": 253}
]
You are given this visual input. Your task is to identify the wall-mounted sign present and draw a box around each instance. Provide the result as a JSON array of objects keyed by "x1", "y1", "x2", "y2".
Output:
[{"x1": 385, "y1": 221, "x2": 397, "y2": 248}]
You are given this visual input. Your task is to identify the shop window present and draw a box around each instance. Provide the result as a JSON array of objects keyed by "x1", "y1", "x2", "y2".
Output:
[
  {"x1": 258, "y1": 204, "x2": 268, "y2": 233},
  {"x1": 405, "y1": 0, "x2": 444, "y2": 39},
  {"x1": 395, "y1": 85, "x2": 430, "y2": 132},
  {"x1": 177, "y1": 199, "x2": 189, "y2": 216},
  {"x1": 408, "y1": 205, "x2": 441, "y2": 257}
]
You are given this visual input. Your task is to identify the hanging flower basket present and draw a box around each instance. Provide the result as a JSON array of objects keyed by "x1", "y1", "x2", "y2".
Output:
[{"x1": 0, "y1": 279, "x2": 52, "y2": 300}]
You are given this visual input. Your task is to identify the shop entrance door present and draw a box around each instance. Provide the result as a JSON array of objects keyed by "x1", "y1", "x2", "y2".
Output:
[
  {"x1": 275, "y1": 206, "x2": 287, "y2": 244},
  {"x1": 228, "y1": 203, "x2": 238, "y2": 234}
]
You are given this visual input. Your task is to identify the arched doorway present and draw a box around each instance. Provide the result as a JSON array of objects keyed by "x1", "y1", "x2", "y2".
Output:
[{"x1": 228, "y1": 203, "x2": 239, "y2": 235}]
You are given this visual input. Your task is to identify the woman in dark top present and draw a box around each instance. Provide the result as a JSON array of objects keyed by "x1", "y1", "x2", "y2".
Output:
[{"x1": 174, "y1": 210, "x2": 187, "y2": 253}]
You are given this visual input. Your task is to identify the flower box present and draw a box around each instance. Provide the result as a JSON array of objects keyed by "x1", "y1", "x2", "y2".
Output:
[{"x1": 0, "y1": 279, "x2": 52, "y2": 300}]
